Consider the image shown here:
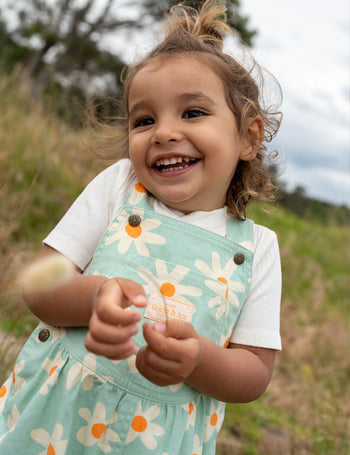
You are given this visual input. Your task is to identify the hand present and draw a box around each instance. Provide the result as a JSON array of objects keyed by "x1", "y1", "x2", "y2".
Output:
[
  {"x1": 136, "y1": 319, "x2": 202, "y2": 386},
  {"x1": 85, "y1": 278, "x2": 148, "y2": 360}
]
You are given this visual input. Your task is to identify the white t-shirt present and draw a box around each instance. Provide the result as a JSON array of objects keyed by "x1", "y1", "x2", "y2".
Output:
[{"x1": 44, "y1": 159, "x2": 282, "y2": 350}]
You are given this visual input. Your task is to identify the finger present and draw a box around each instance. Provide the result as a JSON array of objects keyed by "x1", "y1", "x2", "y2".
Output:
[
  {"x1": 85, "y1": 333, "x2": 137, "y2": 360},
  {"x1": 88, "y1": 315, "x2": 139, "y2": 344},
  {"x1": 94, "y1": 298, "x2": 141, "y2": 326},
  {"x1": 116, "y1": 278, "x2": 148, "y2": 308},
  {"x1": 137, "y1": 345, "x2": 180, "y2": 376},
  {"x1": 136, "y1": 347, "x2": 180, "y2": 386},
  {"x1": 142, "y1": 323, "x2": 184, "y2": 361},
  {"x1": 164, "y1": 319, "x2": 198, "y2": 340}
]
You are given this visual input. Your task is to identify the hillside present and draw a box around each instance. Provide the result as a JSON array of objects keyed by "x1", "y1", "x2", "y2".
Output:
[{"x1": 1, "y1": 74, "x2": 349, "y2": 454}]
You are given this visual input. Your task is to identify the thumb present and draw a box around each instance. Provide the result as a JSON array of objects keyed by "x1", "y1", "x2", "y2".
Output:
[
  {"x1": 154, "y1": 319, "x2": 197, "y2": 340},
  {"x1": 115, "y1": 278, "x2": 148, "y2": 308}
]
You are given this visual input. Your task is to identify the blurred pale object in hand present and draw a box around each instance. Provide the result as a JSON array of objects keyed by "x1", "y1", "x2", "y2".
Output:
[{"x1": 19, "y1": 254, "x2": 75, "y2": 294}]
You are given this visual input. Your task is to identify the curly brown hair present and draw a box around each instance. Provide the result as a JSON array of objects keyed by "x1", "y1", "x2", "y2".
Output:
[{"x1": 89, "y1": 0, "x2": 282, "y2": 219}]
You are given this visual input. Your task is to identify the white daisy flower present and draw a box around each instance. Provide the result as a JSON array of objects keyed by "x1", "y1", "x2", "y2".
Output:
[
  {"x1": 181, "y1": 400, "x2": 196, "y2": 431},
  {"x1": 128, "y1": 181, "x2": 148, "y2": 205},
  {"x1": 219, "y1": 323, "x2": 234, "y2": 348},
  {"x1": 125, "y1": 401, "x2": 165, "y2": 449},
  {"x1": 192, "y1": 433, "x2": 203, "y2": 455},
  {"x1": 240, "y1": 240, "x2": 253, "y2": 251},
  {"x1": 0, "y1": 404, "x2": 20, "y2": 442},
  {"x1": 77, "y1": 402, "x2": 119, "y2": 453},
  {"x1": 104, "y1": 209, "x2": 165, "y2": 256},
  {"x1": 0, "y1": 375, "x2": 12, "y2": 413},
  {"x1": 66, "y1": 353, "x2": 98, "y2": 391},
  {"x1": 12, "y1": 359, "x2": 26, "y2": 395},
  {"x1": 138, "y1": 259, "x2": 202, "y2": 303},
  {"x1": 39, "y1": 352, "x2": 65, "y2": 395},
  {"x1": 169, "y1": 382, "x2": 184, "y2": 392},
  {"x1": 31, "y1": 423, "x2": 68, "y2": 455},
  {"x1": 195, "y1": 252, "x2": 245, "y2": 319},
  {"x1": 203, "y1": 401, "x2": 225, "y2": 442}
]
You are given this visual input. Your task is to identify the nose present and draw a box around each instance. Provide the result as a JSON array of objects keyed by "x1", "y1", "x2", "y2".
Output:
[{"x1": 151, "y1": 121, "x2": 184, "y2": 145}]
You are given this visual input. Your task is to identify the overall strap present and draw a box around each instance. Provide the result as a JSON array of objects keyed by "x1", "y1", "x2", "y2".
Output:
[
  {"x1": 226, "y1": 214, "x2": 254, "y2": 244},
  {"x1": 126, "y1": 179, "x2": 155, "y2": 211}
]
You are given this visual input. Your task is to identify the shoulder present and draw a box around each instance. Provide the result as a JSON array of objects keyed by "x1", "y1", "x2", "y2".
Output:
[
  {"x1": 86, "y1": 159, "x2": 136, "y2": 209},
  {"x1": 251, "y1": 222, "x2": 281, "y2": 277},
  {"x1": 252, "y1": 223, "x2": 279, "y2": 252},
  {"x1": 91, "y1": 158, "x2": 135, "y2": 189}
]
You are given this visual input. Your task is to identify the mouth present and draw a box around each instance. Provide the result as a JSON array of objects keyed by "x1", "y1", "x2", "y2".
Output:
[{"x1": 153, "y1": 156, "x2": 198, "y2": 173}]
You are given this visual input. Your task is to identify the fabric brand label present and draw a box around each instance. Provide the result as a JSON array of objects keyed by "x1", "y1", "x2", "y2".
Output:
[{"x1": 144, "y1": 293, "x2": 195, "y2": 323}]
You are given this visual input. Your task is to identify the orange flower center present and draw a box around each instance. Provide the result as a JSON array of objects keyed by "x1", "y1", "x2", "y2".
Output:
[
  {"x1": 47, "y1": 443, "x2": 55, "y2": 455},
  {"x1": 0, "y1": 385, "x2": 7, "y2": 398},
  {"x1": 49, "y1": 365, "x2": 58, "y2": 377},
  {"x1": 131, "y1": 415, "x2": 148, "y2": 433},
  {"x1": 189, "y1": 402, "x2": 194, "y2": 415},
  {"x1": 135, "y1": 182, "x2": 147, "y2": 193},
  {"x1": 218, "y1": 277, "x2": 229, "y2": 299},
  {"x1": 217, "y1": 276, "x2": 227, "y2": 284},
  {"x1": 210, "y1": 412, "x2": 218, "y2": 426},
  {"x1": 223, "y1": 337, "x2": 230, "y2": 348},
  {"x1": 125, "y1": 224, "x2": 142, "y2": 238},
  {"x1": 91, "y1": 423, "x2": 107, "y2": 439},
  {"x1": 160, "y1": 282, "x2": 175, "y2": 297}
]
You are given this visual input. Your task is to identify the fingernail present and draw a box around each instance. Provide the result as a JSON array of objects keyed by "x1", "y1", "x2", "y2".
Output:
[
  {"x1": 133, "y1": 295, "x2": 148, "y2": 305},
  {"x1": 130, "y1": 324, "x2": 138, "y2": 335},
  {"x1": 154, "y1": 322, "x2": 166, "y2": 334}
]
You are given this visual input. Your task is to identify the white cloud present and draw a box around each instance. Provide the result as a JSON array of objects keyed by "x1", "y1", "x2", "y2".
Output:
[{"x1": 241, "y1": 0, "x2": 350, "y2": 206}]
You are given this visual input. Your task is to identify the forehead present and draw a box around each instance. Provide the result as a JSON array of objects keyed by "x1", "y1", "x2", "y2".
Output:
[{"x1": 128, "y1": 55, "x2": 226, "y2": 104}]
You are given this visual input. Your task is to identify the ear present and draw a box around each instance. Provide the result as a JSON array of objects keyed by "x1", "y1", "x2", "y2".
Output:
[{"x1": 239, "y1": 116, "x2": 264, "y2": 161}]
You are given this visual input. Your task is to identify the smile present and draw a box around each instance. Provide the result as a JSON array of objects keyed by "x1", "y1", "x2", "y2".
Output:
[{"x1": 154, "y1": 156, "x2": 197, "y2": 173}]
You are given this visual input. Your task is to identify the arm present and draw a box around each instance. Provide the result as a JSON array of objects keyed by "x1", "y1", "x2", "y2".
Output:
[
  {"x1": 23, "y1": 245, "x2": 109, "y2": 326},
  {"x1": 136, "y1": 320, "x2": 275, "y2": 403},
  {"x1": 23, "y1": 245, "x2": 148, "y2": 359}
]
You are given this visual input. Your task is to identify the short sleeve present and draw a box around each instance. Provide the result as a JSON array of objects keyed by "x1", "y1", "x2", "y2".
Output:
[
  {"x1": 230, "y1": 225, "x2": 282, "y2": 351},
  {"x1": 43, "y1": 159, "x2": 135, "y2": 270}
]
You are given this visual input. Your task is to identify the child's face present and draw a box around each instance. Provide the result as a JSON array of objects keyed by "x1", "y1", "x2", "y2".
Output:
[{"x1": 128, "y1": 56, "x2": 251, "y2": 213}]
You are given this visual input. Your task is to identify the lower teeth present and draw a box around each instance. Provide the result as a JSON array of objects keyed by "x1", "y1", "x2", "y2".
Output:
[{"x1": 158, "y1": 162, "x2": 193, "y2": 173}]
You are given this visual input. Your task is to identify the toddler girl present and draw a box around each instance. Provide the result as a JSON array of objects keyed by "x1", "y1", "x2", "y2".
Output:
[{"x1": 0, "y1": 1, "x2": 282, "y2": 453}]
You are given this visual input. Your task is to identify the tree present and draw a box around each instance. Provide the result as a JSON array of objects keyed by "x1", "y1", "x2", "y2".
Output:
[
  {"x1": 143, "y1": 0, "x2": 256, "y2": 46},
  {"x1": 1, "y1": 0, "x2": 255, "y2": 88}
]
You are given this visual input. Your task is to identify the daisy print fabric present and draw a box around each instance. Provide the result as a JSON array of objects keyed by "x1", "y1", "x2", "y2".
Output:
[
  {"x1": 195, "y1": 252, "x2": 246, "y2": 320},
  {"x1": 125, "y1": 402, "x2": 165, "y2": 450},
  {"x1": 104, "y1": 208, "x2": 165, "y2": 256},
  {"x1": 0, "y1": 179, "x2": 254, "y2": 455},
  {"x1": 77, "y1": 402, "x2": 120, "y2": 453}
]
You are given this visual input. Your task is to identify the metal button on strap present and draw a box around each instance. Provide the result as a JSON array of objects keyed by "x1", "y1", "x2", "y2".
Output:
[
  {"x1": 233, "y1": 253, "x2": 245, "y2": 265},
  {"x1": 38, "y1": 328, "x2": 50, "y2": 342},
  {"x1": 128, "y1": 214, "x2": 142, "y2": 227}
]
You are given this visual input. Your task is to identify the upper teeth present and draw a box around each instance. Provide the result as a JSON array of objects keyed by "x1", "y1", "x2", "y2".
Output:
[{"x1": 155, "y1": 157, "x2": 192, "y2": 166}]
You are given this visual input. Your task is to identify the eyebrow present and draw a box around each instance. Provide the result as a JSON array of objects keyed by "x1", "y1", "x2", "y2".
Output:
[
  {"x1": 178, "y1": 92, "x2": 218, "y2": 106},
  {"x1": 128, "y1": 91, "x2": 218, "y2": 116}
]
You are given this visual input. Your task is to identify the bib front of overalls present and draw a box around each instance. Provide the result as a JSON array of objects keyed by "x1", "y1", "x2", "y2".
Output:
[{"x1": 0, "y1": 181, "x2": 254, "y2": 454}]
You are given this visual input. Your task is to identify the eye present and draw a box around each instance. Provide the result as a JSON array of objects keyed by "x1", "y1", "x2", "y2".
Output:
[
  {"x1": 183, "y1": 109, "x2": 207, "y2": 119},
  {"x1": 134, "y1": 117, "x2": 154, "y2": 128}
]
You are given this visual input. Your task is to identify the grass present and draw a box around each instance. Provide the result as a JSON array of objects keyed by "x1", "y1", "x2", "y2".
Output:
[{"x1": 1, "y1": 73, "x2": 349, "y2": 454}]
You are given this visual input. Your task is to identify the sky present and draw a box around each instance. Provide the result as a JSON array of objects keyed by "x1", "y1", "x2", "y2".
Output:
[{"x1": 238, "y1": 0, "x2": 350, "y2": 207}]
